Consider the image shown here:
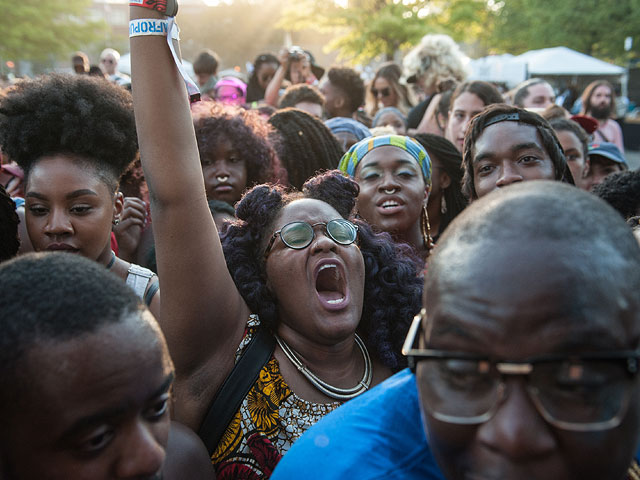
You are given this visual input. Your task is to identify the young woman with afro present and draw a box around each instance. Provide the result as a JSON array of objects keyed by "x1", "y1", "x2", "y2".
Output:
[{"x1": 0, "y1": 74, "x2": 160, "y2": 317}]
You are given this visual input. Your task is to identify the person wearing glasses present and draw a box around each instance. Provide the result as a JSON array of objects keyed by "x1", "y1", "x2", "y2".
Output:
[
  {"x1": 99, "y1": 48, "x2": 130, "y2": 88},
  {"x1": 272, "y1": 180, "x2": 640, "y2": 480},
  {"x1": 128, "y1": 4, "x2": 422, "y2": 477},
  {"x1": 365, "y1": 63, "x2": 414, "y2": 119}
]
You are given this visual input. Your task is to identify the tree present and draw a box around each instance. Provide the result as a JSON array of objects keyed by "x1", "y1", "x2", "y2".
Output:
[
  {"x1": 279, "y1": 0, "x2": 490, "y2": 64},
  {"x1": 0, "y1": 0, "x2": 105, "y2": 62},
  {"x1": 490, "y1": 0, "x2": 640, "y2": 62}
]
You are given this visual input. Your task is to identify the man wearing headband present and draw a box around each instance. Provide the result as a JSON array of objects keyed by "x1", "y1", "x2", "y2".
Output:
[
  {"x1": 339, "y1": 135, "x2": 433, "y2": 261},
  {"x1": 460, "y1": 104, "x2": 574, "y2": 200}
]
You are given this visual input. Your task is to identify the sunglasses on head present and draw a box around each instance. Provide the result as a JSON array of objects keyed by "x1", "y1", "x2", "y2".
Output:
[
  {"x1": 371, "y1": 87, "x2": 391, "y2": 98},
  {"x1": 264, "y1": 219, "x2": 358, "y2": 259}
]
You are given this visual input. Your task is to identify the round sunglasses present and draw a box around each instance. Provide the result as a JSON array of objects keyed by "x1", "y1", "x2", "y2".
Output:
[
  {"x1": 264, "y1": 219, "x2": 358, "y2": 258},
  {"x1": 371, "y1": 87, "x2": 391, "y2": 98}
]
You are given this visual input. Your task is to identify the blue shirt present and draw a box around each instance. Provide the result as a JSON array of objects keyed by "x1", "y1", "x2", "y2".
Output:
[{"x1": 271, "y1": 368, "x2": 444, "y2": 480}]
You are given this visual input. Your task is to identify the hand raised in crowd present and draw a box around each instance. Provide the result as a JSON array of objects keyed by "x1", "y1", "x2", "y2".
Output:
[{"x1": 113, "y1": 196, "x2": 148, "y2": 262}]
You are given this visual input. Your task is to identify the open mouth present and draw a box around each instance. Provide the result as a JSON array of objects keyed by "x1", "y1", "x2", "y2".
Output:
[
  {"x1": 314, "y1": 262, "x2": 347, "y2": 309},
  {"x1": 381, "y1": 200, "x2": 400, "y2": 209}
]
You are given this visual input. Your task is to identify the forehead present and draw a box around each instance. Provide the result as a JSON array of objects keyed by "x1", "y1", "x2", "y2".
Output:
[
  {"x1": 589, "y1": 155, "x2": 622, "y2": 168},
  {"x1": 527, "y1": 83, "x2": 553, "y2": 97},
  {"x1": 19, "y1": 312, "x2": 170, "y2": 425},
  {"x1": 356, "y1": 146, "x2": 419, "y2": 172},
  {"x1": 427, "y1": 239, "x2": 636, "y2": 356},
  {"x1": 593, "y1": 85, "x2": 611, "y2": 95},
  {"x1": 275, "y1": 198, "x2": 343, "y2": 228},
  {"x1": 27, "y1": 155, "x2": 109, "y2": 191},
  {"x1": 474, "y1": 122, "x2": 544, "y2": 157},
  {"x1": 452, "y1": 92, "x2": 484, "y2": 111}
]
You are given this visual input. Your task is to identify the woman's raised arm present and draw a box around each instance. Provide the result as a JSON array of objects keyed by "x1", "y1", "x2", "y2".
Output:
[{"x1": 129, "y1": 6, "x2": 248, "y2": 387}]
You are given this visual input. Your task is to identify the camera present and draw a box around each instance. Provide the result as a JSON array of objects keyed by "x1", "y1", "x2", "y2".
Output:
[{"x1": 288, "y1": 46, "x2": 307, "y2": 61}]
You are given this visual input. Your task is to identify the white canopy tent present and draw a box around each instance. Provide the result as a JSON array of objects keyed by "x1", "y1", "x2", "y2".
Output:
[{"x1": 469, "y1": 47, "x2": 625, "y2": 87}]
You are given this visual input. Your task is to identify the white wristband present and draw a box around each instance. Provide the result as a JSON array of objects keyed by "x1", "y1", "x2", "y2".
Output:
[{"x1": 129, "y1": 19, "x2": 180, "y2": 40}]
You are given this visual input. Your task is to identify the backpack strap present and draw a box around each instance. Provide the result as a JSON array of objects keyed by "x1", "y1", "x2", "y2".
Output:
[{"x1": 197, "y1": 323, "x2": 276, "y2": 455}]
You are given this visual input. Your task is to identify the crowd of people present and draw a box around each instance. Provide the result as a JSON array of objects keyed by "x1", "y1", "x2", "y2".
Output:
[{"x1": 1, "y1": 4, "x2": 639, "y2": 480}]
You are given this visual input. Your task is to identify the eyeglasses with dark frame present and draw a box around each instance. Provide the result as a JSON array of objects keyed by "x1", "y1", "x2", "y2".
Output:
[
  {"x1": 264, "y1": 219, "x2": 358, "y2": 259},
  {"x1": 402, "y1": 309, "x2": 640, "y2": 432},
  {"x1": 371, "y1": 87, "x2": 391, "y2": 98}
]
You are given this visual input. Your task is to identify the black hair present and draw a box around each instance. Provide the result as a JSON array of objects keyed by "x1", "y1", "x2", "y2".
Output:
[
  {"x1": 592, "y1": 170, "x2": 640, "y2": 220},
  {"x1": 428, "y1": 181, "x2": 640, "y2": 322},
  {"x1": 193, "y1": 49, "x2": 220, "y2": 75},
  {"x1": 0, "y1": 74, "x2": 137, "y2": 194},
  {"x1": 549, "y1": 118, "x2": 589, "y2": 160},
  {"x1": 220, "y1": 171, "x2": 423, "y2": 370},
  {"x1": 414, "y1": 134, "x2": 467, "y2": 234},
  {"x1": 0, "y1": 184, "x2": 19, "y2": 262},
  {"x1": 449, "y1": 81, "x2": 503, "y2": 112},
  {"x1": 246, "y1": 53, "x2": 279, "y2": 103},
  {"x1": 194, "y1": 102, "x2": 280, "y2": 189},
  {"x1": 461, "y1": 104, "x2": 573, "y2": 200},
  {"x1": 327, "y1": 66, "x2": 366, "y2": 114},
  {"x1": 513, "y1": 78, "x2": 552, "y2": 108},
  {"x1": 0, "y1": 253, "x2": 144, "y2": 411},
  {"x1": 278, "y1": 84, "x2": 325, "y2": 109},
  {"x1": 268, "y1": 108, "x2": 344, "y2": 190}
]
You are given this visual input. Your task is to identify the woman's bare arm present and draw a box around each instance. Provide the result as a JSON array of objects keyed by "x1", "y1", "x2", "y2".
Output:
[{"x1": 129, "y1": 7, "x2": 248, "y2": 386}]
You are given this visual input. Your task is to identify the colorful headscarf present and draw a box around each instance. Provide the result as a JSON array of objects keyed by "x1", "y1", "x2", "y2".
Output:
[{"x1": 338, "y1": 135, "x2": 431, "y2": 186}]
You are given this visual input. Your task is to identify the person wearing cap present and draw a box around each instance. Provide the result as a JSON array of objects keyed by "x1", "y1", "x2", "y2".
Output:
[
  {"x1": 214, "y1": 76, "x2": 247, "y2": 106},
  {"x1": 461, "y1": 104, "x2": 574, "y2": 200},
  {"x1": 264, "y1": 46, "x2": 324, "y2": 107},
  {"x1": 584, "y1": 141, "x2": 627, "y2": 191},
  {"x1": 325, "y1": 117, "x2": 371, "y2": 153}
]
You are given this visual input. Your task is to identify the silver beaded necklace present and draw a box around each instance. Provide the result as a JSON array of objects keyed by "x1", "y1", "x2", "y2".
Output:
[{"x1": 275, "y1": 333, "x2": 372, "y2": 401}]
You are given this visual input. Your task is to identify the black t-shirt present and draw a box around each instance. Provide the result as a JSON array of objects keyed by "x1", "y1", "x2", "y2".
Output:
[{"x1": 407, "y1": 96, "x2": 433, "y2": 130}]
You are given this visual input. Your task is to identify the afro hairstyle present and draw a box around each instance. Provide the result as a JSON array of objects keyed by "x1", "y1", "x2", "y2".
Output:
[
  {"x1": 220, "y1": 170, "x2": 423, "y2": 370},
  {"x1": 592, "y1": 170, "x2": 640, "y2": 220},
  {"x1": 0, "y1": 74, "x2": 137, "y2": 193},
  {"x1": 326, "y1": 66, "x2": 366, "y2": 115}
]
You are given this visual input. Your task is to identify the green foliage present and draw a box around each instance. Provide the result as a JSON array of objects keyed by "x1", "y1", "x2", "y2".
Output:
[
  {"x1": 0, "y1": 0, "x2": 105, "y2": 62},
  {"x1": 279, "y1": 0, "x2": 490, "y2": 63},
  {"x1": 491, "y1": 0, "x2": 640, "y2": 62}
]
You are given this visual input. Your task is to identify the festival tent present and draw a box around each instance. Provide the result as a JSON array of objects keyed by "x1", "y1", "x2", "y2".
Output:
[{"x1": 468, "y1": 47, "x2": 625, "y2": 87}]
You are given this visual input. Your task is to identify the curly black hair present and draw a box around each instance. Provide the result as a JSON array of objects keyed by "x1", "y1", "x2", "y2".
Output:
[
  {"x1": 327, "y1": 67, "x2": 366, "y2": 115},
  {"x1": 220, "y1": 170, "x2": 423, "y2": 370},
  {"x1": 0, "y1": 74, "x2": 137, "y2": 194},
  {"x1": 278, "y1": 84, "x2": 325, "y2": 110},
  {"x1": 414, "y1": 134, "x2": 467, "y2": 235},
  {"x1": 194, "y1": 102, "x2": 280, "y2": 189},
  {"x1": 268, "y1": 108, "x2": 344, "y2": 190},
  {"x1": 592, "y1": 170, "x2": 640, "y2": 220},
  {"x1": 461, "y1": 104, "x2": 574, "y2": 200},
  {"x1": 0, "y1": 184, "x2": 19, "y2": 262}
]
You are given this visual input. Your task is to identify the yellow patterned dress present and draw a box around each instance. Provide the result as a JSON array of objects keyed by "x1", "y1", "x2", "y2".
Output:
[{"x1": 211, "y1": 315, "x2": 341, "y2": 479}]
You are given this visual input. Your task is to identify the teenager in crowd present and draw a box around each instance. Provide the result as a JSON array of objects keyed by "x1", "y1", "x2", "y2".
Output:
[
  {"x1": 339, "y1": 134, "x2": 432, "y2": 262},
  {"x1": 0, "y1": 253, "x2": 214, "y2": 479},
  {"x1": 129, "y1": 6, "x2": 422, "y2": 479},
  {"x1": 549, "y1": 117, "x2": 590, "y2": 190},
  {"x1": 583, "y1": 141, "x2": 628, "y2": 192},
  {"x1": 444, "y1": 81, "x2": 503, "y2": 152},
  {"x1": 0, "y1": 74, "x2": 160, "y2": 316},
  {"x1": 193, "y1": 101, "x2": 280, "y2": 205},
  {"x1": 272, "y1": 181, "x2": 640, "y2": 480},
  {"x1": 461, "y1": 104, "x2": 574, "y2": 200}
]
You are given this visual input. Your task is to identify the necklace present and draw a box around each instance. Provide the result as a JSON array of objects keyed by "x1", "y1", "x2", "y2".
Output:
[
  {"x1": 275, "y1": 333, "x2": 372, "y2": 401},
  {"x1": 106, "y1": 250, "x2": 116, "y2": 270}
]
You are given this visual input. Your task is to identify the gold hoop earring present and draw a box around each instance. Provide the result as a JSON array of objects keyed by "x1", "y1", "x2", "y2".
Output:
[{"x1": 421, "y1": 205, "x2": 435, "y2": 254}]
